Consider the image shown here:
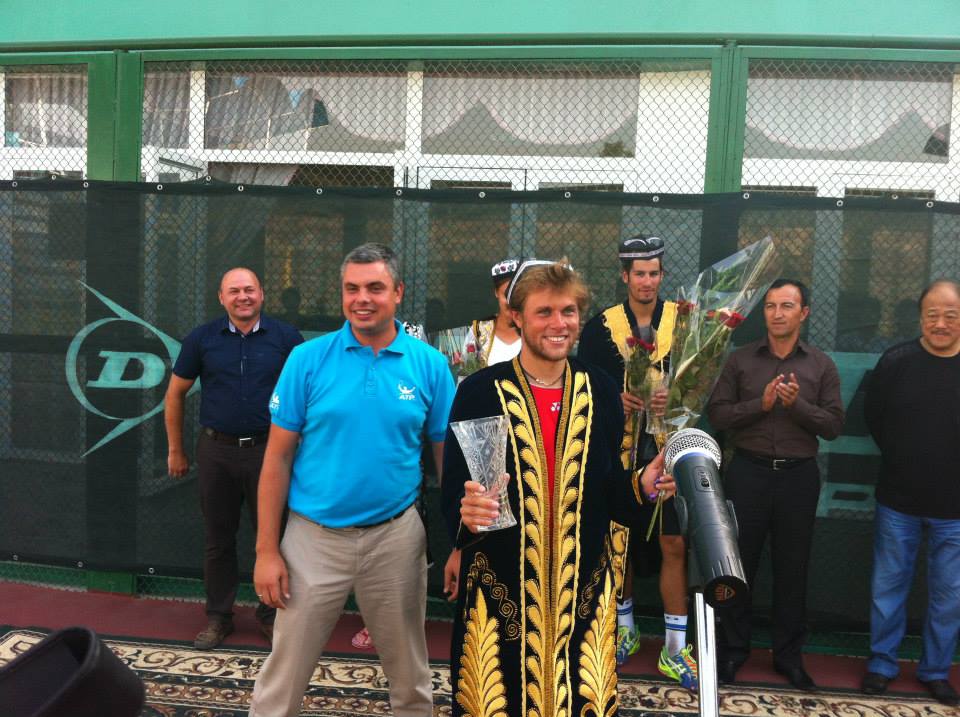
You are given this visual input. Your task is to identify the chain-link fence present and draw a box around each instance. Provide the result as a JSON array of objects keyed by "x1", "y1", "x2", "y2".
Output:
[
  {"x1": 1, "y1": 181, "x2": 957, "y2": 641},
  {"x1": 1, "y1": 64, "x2": 87, "y2": 180},
  {"x1": 141, "y1": 59, "x2": 713, "y2": 193},
  {"x1": 743, "y1": 58, "x2": 960, "y2": 199}
]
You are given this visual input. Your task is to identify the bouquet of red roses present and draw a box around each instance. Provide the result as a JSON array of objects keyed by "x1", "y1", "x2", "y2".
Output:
[
  {"x1": 665, "y1": 236, "x2": 781, "y2": 433},
  {"x1": 646, "y1": 236, "x2": 780, "y2": 538},
  {"x1": 432, "y1": 326, "x2": 485, "y2": 381}
]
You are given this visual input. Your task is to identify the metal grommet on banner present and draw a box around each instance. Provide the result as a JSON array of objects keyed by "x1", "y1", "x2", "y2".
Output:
[
  {"x1": 237, "y1": 185, "x2": 244, "y2": 192},
  {"x1": 50, "y1": 174, "x2": 57, "y2": 180},
  {"x1": 316, "y1": 188, "x2": 323, "y2": 195},
  {"x1": 148, "y1": 567, "x2": 155, "y2": 575},
  {"x1": 11, "y1": 181, "x2": 17, "y2": 188},
  {"x1": 563, "y1": 191, "x2": 571, "y2": 199},
  {"x1": 836, "y1": 200, "x2": 844, "y2": 207},
  {"x1": 891, "y1": 194, "x2": 899, "y2": 200},
  {"x1": 926, "y1": 200, "x2": 935, "y2": 208},
  {"x1": 82, "y1": 181, "x2": 89, "y2": 188},
  {"x1": 478, "y1": 191, "x2": 486, "y2": 199},
  {"x1": 395, "y1": 189, "x2": 402, "y2": 197},
  {"x1": 652, "y1": 195, "x2": 660, "y2": 203},
  {"x1": 205, "y1": 175, "x2": 212, "y2": 182},
  {"x1": 77, "y1": 561, "x2": 84, "y2": 568},
  {"x1": 12, "y1": 554, "x2": 18, "y2": 561},
  {"x1": 156, "y1": 184, "x2": 163, "y2": 191},
  {"x1": 743, "y1": 192, "x2": 751, "y2": 199}
]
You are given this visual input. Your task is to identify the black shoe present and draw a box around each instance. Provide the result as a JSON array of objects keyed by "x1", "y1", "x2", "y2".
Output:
[
  {"x1": 774, "y1": 663, "x2": 817, "y2": 692},
  {"x1": 919, "y1": 679, "x2": 960, "y2": 706},
  {"x1": 861, "y1": 671, "x2": 890, "y2": 696},
  {"x1": 717, "y1": 659, "x2": 741, "y2": 685},
  {"x1": 193, "y1": 619, "x2": 234, "y2": 650}
]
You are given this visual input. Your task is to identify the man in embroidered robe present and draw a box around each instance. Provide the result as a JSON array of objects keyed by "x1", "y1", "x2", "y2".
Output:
[
  {"x1": 578, "y1": 234, "x2": 695, "y2": 687},
  {"x1": 442, "y1": 259, "x2": 675, "y2": 717}
]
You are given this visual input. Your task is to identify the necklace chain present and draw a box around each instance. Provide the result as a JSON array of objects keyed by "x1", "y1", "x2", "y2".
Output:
[{"x1": 521, "y1": 363, "x2": 564, "y2": 387}]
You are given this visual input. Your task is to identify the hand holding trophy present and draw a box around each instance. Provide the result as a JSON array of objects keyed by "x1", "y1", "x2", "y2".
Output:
[{"x1": 452, "y1": 415, "x2": 517, "y2": 532}]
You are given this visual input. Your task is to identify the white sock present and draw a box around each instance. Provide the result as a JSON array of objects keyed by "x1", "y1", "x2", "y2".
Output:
[
  {"x1": 617, "y1": 598, "x2": 635, "y2": 632},
  {"x1": 665, "y1": 613, "x2": 687, "y2": 655}
]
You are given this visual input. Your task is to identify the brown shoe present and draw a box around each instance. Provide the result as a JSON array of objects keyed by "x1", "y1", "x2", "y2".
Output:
[
  {"x1": 194, "y1": 619, "x2": 234, "y2": 650},
  {"x1": 258, "y1": 621, "x2": 274, "y2": 645}
]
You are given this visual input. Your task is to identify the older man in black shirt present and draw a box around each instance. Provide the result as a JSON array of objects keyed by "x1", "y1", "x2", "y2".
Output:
[
  {"x1": 861, "y1": 280, "x2": 960, "y2": 707},
  {"x1": 707, "y1": 279, "x2": 844, "y2": 691}
]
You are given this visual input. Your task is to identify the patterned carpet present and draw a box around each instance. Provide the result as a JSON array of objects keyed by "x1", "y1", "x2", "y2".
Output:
[{"x1": 1, "y1": 627, "x2": 955, "y2": 716}]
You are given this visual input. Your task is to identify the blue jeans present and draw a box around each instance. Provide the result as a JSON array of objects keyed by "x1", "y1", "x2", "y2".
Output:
[{"x1": 868, "y1": 503, "x2": 960, "y2": 680}]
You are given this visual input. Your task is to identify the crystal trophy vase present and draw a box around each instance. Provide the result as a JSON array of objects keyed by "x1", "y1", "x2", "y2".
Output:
[{"x1": 450, "y1": 414, "x2": 517, "y2": 531}]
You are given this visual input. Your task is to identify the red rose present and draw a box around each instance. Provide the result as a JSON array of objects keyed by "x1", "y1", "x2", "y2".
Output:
[
  {"x1": 466, "y1": 343, "x2": 477, "y2": 353},
  {"x1": 638, "y1": 339, "x2": 656, "y2": 353},
  {"x1": 452, "y1": 351, "x2": 462, "y2": 364},
  {"x1": 625, "y1": 336, "x2": 638, "y2": 348},
  {"x1": 706, "y1": 309, "x2": 716, "y2": 319},
  {"x1": 677, "y1": 300, "x2": 695, "y2": 316},
  {"x1": 722, "y1": 312, "x2": 746, "y2": 329}
]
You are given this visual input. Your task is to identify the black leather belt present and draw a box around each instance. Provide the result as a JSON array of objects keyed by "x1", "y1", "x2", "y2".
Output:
[
  {"x1": 736, "y1": 449, "x2": 814, "y2": 471},
  {"x1": 203, "y1": 427, "x2": 268, "y2": 448},
  {"x1": 354, "y1": 504, "x2": 410, "y2": 529}
]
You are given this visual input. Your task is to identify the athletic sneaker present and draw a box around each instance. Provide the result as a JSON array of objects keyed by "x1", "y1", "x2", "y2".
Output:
[
  {"x1": 658, "y1": 644, "x2": 699, "y2": 691},
  {"x1": 615, "y1": 625, "x2": 642, "y2": 667}
]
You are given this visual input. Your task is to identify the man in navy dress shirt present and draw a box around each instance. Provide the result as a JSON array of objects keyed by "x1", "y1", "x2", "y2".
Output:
[{"x1": 164, "y1": 267, "x2": 303, "y2": 649}]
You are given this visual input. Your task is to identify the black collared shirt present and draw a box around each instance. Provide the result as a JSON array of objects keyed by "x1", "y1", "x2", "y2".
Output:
[
  {"x1": 173, "y1": 314, "x2": 304, "y2": 435},
  {"x1": 706, "y1": 336, "x2": 844, "y2": 458}
]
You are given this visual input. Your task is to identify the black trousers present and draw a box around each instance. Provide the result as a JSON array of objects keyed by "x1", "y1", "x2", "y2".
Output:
[
  {"x1": 195, "y1": 430, "x2": 275, "y2": 624},
  {"x1": 717, "y1": 453, "x2": 820, "y2": 669}
]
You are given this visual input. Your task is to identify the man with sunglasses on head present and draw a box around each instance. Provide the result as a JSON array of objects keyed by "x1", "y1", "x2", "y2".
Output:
[
  {"x1": 578, "y1": 234, "x2": 696, "y2": 690},
  {"x1": 443, "y1": 258, "x2": 675, "y2": 717}
]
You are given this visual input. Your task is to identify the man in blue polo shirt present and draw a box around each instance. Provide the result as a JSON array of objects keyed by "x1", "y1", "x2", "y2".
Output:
[
  {"x1": 249, "y1": 243, "x2": 455, "y2": 717},
  {"x1": 165, "y1": 267, "x2": 303, "y2": 650}
]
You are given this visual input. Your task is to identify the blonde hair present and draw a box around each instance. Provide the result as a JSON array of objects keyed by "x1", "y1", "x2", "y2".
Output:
[{"x1": 507, "y1": 258, "x2": 590, "y2": 315}]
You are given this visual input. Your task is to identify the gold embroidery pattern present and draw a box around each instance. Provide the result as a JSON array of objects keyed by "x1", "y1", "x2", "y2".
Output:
[
  {"x1": 498, "y1": 374, "x2": 543, "y2": 717},
  {"x1": 555, "y1": 370, "x2": 592, "y2": 716},
  {"x1": 577, "y1": 534, "x2": 610, "y2": 620},
  {"x1": 457, "y1": 589, "x2": 509, "y2": 717},
  {"x1": 607, "y1": 523, "x2": 629, "y2": 597},
  {"x1": 464, "y1": 552, "x2": 521, "y2": 641},
  {"x1": 577, "y1": 571, "x2": 618, "y2": 717},
  {"x1": 472, "y1": 318, "x2": 497, "y2": 367}
]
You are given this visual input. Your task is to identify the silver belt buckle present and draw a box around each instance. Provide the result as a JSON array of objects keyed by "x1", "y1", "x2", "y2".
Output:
[
  {"x1": 772, "y1": 458, "x2": 786, "y2": 471},
  {"x1": 238, "y1": 436, "x2": 254, "y2": 448}
]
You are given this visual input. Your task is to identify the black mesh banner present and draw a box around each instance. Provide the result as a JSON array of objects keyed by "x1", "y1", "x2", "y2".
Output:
[{"x1": 2, "y1": 180, "x2": 958, "y2": 630}]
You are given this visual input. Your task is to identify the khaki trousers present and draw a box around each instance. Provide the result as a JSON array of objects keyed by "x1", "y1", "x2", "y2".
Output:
[{"x1": 249, "y1": 508, "x2": 432, "y2": 717}]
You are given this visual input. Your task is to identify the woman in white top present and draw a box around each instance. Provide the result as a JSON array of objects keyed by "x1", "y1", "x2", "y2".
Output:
[{"x1": 463, "y1": 258, "x2": 523, "y2": 366}]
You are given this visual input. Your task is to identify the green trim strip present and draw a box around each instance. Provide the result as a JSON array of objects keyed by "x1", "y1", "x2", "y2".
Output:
[
  {"x1": 741, "y1": 45, "x2": 960, "y2": 62},
  {"x1": 139, "y1": 45, "x2": 722, "y2": 62}
]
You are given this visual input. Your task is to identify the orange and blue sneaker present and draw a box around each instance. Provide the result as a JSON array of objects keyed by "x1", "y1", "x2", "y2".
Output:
[
  {"x1": 658, "y1": 644, "x2": 699, "y2": 691},
  {"x1": 615, "y1": 625, "x2": 642, "y2": 667}
]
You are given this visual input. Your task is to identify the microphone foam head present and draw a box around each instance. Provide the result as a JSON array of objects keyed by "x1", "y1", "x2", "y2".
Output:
[{"x1": 664, "y1": 428, "x2": 722, "y2": 472}]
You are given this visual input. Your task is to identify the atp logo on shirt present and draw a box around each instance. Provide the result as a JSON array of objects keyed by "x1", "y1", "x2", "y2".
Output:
[
  {"x1": 269, "y1": 392, "x2": 280, "y2": 413},
  {"x1": 398, "y1": 382, "x2": 417, "y2": 401}
]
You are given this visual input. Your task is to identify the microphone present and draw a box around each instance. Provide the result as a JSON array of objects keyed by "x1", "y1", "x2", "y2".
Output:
[{"x1": 664, "y1": 428, "x2": 749, "y2": 609}]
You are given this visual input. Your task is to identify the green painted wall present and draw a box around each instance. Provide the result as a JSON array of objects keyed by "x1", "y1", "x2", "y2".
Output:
[{"x1": 4, "y1": 0, "x2": 960, "y2": 51}]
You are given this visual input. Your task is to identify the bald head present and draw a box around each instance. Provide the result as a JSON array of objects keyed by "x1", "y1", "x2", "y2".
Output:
[
  {"x1": 220, "y1": 267, "x2": 262, "y2": 293},
  {"x1": 218, "y1": 267, "x2": 264, "y2": 330}
]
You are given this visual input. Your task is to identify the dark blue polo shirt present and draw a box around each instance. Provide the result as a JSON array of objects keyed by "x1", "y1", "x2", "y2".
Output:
[{"x1": 173, "y1": 314, "x2": 304, "y2": 436}]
